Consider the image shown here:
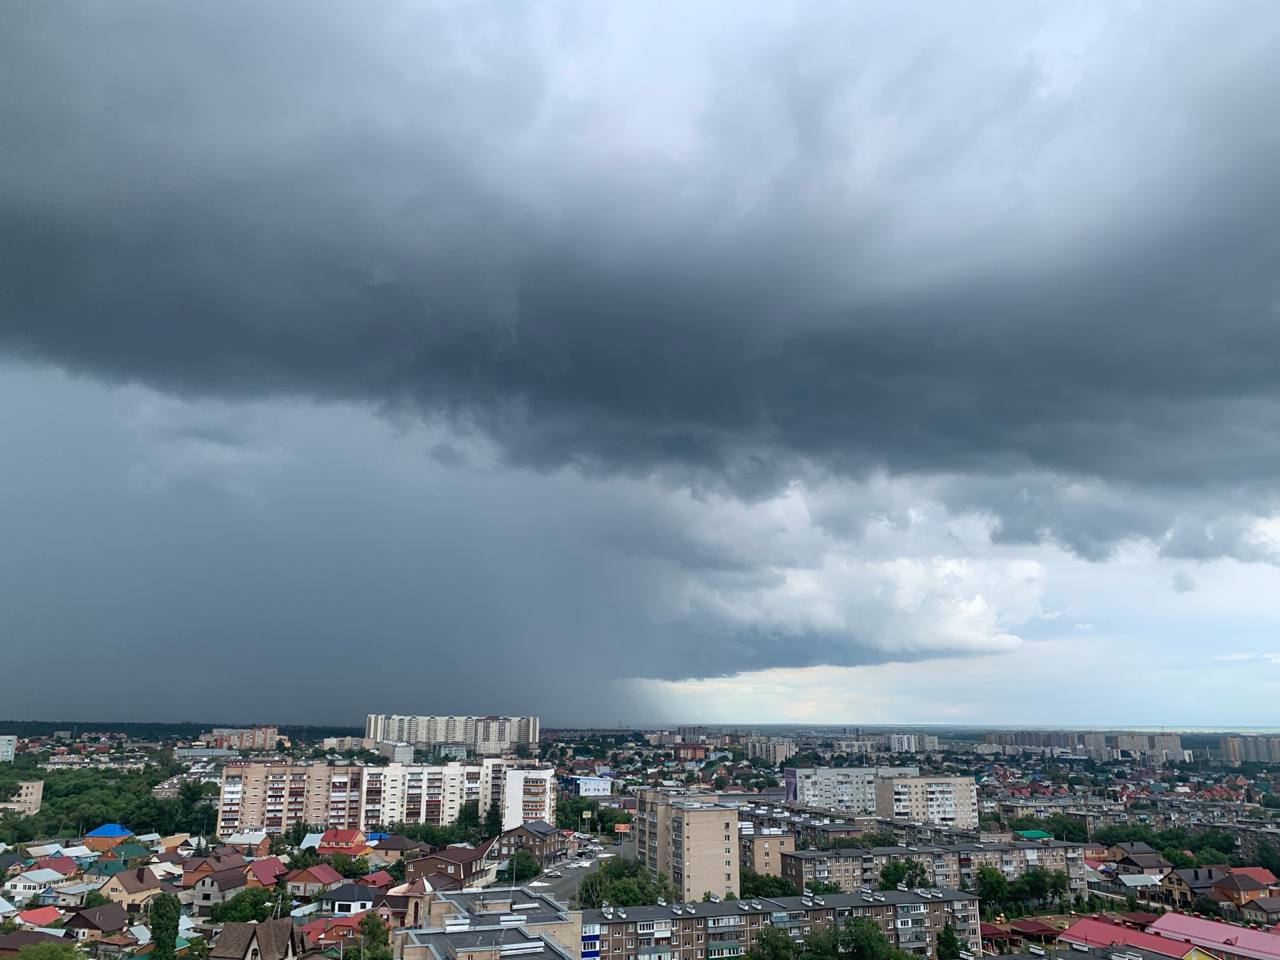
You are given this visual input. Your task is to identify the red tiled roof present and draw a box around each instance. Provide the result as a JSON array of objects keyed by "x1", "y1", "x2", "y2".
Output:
[
  {"x1": 1235, "y1": 868, "x2": 1279, "y2": 886},
  {"x1": 34, "y1": 857, "x2": 78, "y2": 876},
  {"x1": 18, "y1": 907, "x2": 63, "y2": 927},
  {"x1": 286, "y1": 863, "x2": 342, "y2": 885}
]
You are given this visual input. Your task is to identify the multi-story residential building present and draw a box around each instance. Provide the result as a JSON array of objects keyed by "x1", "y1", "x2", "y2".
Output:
[
  {"x1": 739, "y1": 828, "x2": 794, "y2": 879},
  {"x1": 1221, "y1": 736, "x2": 1280, "y2": 765},
  {"x1": 874, "y1": 777, "x2": 978, "y2": 830},
  {"x1": 216, "y1": 759, "x2": 547, "y2": 835},
  {"x1": 503, "y1": 768, "x2": 556, "y2": 830},
  {"x1": 579, "y1": 888, "x2": 980, "y2": 960},
  {"x1": 205, "y1": 726, "x2": 280, "y2": 751},
  {"x1": 0, "y1": 780, "x2": 43, "y2": 816},
  {"x1": 785, "y1": 768, "x2": 920, "y2": 815},
  {"x1": 0, "y1": 735, "x2": 15, "y2": 763},
  {"x1": 745, "y1": 739, "x2": 797, "y2": 766},
  {"x1": 636, "y1": 790, "x2": 740, "y2": 901},
  {"x1": 781, "y1": 840, "x2": 1085, "y2": 897},
  {"x1": 889, "y1": 735, "x2": 940, "y2": 754},
  {"x1": 569, "y1": 776, "x2": 614, "y2": 798},
  {"x1": 364, "y1": 715, "x2": 539, "y2": 755}
]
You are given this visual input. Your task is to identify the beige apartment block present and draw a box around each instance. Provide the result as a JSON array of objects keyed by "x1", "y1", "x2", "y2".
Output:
[
  {"x1": 873, "y1": 776, "x2": 978, "y2": 830},
  {"x1": 739, "y1": 828, "x2": 794, "y2": 879},
  {"x1": 636, "y1": 789, "x2": 740, "y2": 901},
  {"x1": 363, "y1": 714, "x2": 539, "y2": 755},
  {"x1": 0, "y1": 780, "x2": 43, "y2": 816}
]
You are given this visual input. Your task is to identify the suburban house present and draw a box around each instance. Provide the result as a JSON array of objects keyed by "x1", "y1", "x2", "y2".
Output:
[
  {"x1": 284, "y1": 864, "x2": 343, "y2": 898},
  {"x1": 315, "y1": 830, "x2": 368, "y2": 858},
  {"x1": 4, "y1": 869, "x2": 67, "y2": 901},
  {"x1": 209, "y1": 918, "x2": 299, "y2": 960},
  {"x1": 1243, "y1": 897, "x2": 1280, "y2": 925},
  {"x1": 64, "y1": 902, "x2": 130, "y2": 942},
  {"x1": 368, "y1": 836, "x2": 432, "y2": 863},
  {"x1": 99, "y1": 867, "x2": 163, "y2": 909},
  {"x1": 0, "y1": 932, "x2": 66, "y2": 958},
  {"x1": 221, "y1": 832, "x2": 272, "y2": 858},
  {"x1": 318, "y1": 883, "x2": 379, "y2": 915},
  {"x1": 17, "y1": 906, "x2": 63, "y2": 929},
  {"x1": 183, "y1": 854, "x2": 247, "y2": 888},
  {"x1": 84, "y1": 825, "x2": 135, "y2": 853},
  {"x1": 194, "y1": 868, "x2": 248, "y2": 917},
  {"x1": 244, "y1": 858, "x2": 288, "y2": 889},
  {"x1": 1162, "y1": 867, "x2": 1232, "y2": 908}
]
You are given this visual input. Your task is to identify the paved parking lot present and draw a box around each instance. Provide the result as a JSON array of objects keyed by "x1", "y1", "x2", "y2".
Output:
[{"x1": 528, "y1": 837, "x2": 636, "y2": 904}]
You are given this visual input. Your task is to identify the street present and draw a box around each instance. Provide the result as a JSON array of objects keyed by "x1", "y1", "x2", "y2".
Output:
[{"x1": 528, "y1": 837, "x2": 637, "y2": 905}]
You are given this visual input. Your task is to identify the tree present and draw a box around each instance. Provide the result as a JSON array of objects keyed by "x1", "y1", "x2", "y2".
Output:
[
  {"x1": 360, "y1": 913, "x2": 393, "y2": 960},
  {"x1": 210, "y1": 887, "x2": 281, "y2": 923},
  {"x1": 746, "y1": 926, "x2": 798, "y2": 960},
  {"x1": 329, "y1": 854, "x2": 370, "y2": 879},
  {"x1": 577, "y1": 857, "x2": 677, "y2": 908},
  {"x1": 15, "y1": 944, "x2": 81, "y2": 960},
  {"x1": 456, "y1": 800, "x2": 481, "y2": 834},
  {"x1": 837, "y1": 916, "x2": 914, "y2": 960},
  {"x1": 806, "y1": 881, "x2": 842, "y2": 895},
  {"x1": 936, "y1": 924, "x2": 963, "y2": 960},
  {"x1": 500, "y1": 849, "x2": 541, "y2": 884},
  {"x1": 150, "y1": 892, "x2": 181, "y2": 960},
  {"x1": 740, "y1": 869, "x2": 800, "y2": 898},
  {"x1": 878, "y1": 859, "x2": 928, "y2": 891},
  {"x1": 484, "y1": 802, "x2": 503, "y2": 839},
  {"x1": 83, "y1": 890, "x2": 112, "y2": 907}
]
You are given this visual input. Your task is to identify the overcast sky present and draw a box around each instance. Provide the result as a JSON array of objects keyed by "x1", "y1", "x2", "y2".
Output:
[{"x1": 4, "y1": 1, "x2": 1280, "y2": 727}]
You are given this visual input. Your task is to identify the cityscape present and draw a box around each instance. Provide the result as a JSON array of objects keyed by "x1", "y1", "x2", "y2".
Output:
[{"x1": 6, "y1": 5, "x2": 1280, "y2": 960}]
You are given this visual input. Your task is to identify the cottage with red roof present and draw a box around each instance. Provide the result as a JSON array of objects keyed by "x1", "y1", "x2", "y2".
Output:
[
  {"x1": 284, "y1": 863, "x2": 343, "y2": 898},
  {"x1": 316, "y1": 830, "x2": 368, "y2": 857}
]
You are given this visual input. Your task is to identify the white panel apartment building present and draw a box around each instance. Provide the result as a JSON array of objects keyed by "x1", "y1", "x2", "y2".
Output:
[
  {"x1": 873, "y1": 775, "x2": 978, "y2": 829},
  {"x1": 501, "y1": 767, "x2": 556, "y2": 830},
  {"x1": 217, "y1": 758, "x2": 550, "y2": 836},
  {"x1": 786, "y1": 767, "x2": 920, "y2": 814},
  {"x1": 364, "y1": 714, "x2": 539, "y2": 755},
  {"x1": 0, "y1": 735, "x2": 15, "y2": 763}
]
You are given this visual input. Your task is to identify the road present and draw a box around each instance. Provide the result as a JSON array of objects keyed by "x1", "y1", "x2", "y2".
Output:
[{"x1": 529, "y1": 838, "x2": 636, "y2": 904}]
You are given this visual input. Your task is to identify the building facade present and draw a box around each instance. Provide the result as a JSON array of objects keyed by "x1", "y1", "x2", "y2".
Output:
[
  {"x1": 216, "y1": 759, "x2": 550, "y2": 835},
  {"x1": 636, "y1": 790, "x2": 741, "y2": 901},
  {"x1": 0, "y1": 780, "x2": 43, "y2": 816},
  {"x1": 873, "y1": 777, "x2": 978, "y2": 829},
  {"x1": 206, "y1": 727, "x2": 280, "y2": 751},
  {"x1": 739, "y1": 829, "x2": 795, "y2": 879},
  {"x1": 781, "y1": 840, "x2": 1085, "y2": 897},
  {"x1": 784, "y1": 767, "x2": 920, "y2": 815},
  {"x1": 579, "y1": 888, "x2": 981, "y2": 960},
  {"x1": 363, "y1": 715, "x2": 540, "y2": 755},
  {"x1": 503, "y1": 768, "x2": 556, "y2": 830},
  {"x1": 0, "y1": 735, "x2": 15, "y2": 763}
]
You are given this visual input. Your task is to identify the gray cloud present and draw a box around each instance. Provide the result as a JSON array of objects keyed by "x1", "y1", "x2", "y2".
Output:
[{"x1": 4, "y1": 1, "x2": 1280, "y2": 721}]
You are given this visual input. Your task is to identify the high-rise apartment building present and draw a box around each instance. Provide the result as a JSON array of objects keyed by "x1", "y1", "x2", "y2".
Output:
[
  {"x1": 785, "y1": 767, "x2": 920, "y2": 814},
  {"x1": 636, "y1": 789, "x2": 740, "y2": 901},
  {"x1": 501, "y1": 767, "x2": 556, "y2": 830},
  {"x1": 363, "y1": 714, "x2": 539, "y2": 755},
  {"x1": 205, "y1": 726, "x2": 280, "y2": 751},
  {"x1": 745, "y1": 738, "x2": 796, "y2": 765},
  {"x1": 0, "y1": 735, "x2": 15, "y2": 763},
  {"x1": 216, "y1": 758, "x2": 546, "y2": 835},
  {"x1": 873, "y1": 776, "x2": 978, "y2": 829},
  {"x1": 1220, "y1": 736, "x2": 1280, "y2": 764}
]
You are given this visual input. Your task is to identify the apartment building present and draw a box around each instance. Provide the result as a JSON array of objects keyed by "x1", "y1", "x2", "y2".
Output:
[
  {"x1": 0, "y1": 735, "x2": 15, "y2": 763},
  {"x1": 0, "y1": 780, "x2": 43, "y2": 816},
  {"x1": 205, "y1": 726, "x2": 280, "y2": 751},
  {"x1": 785, "y1": 767, "x2": 920, "y2": 815},
  {"x1": 502, "y1": 768, "x2": 556, "y2": 830},
  {"x1": 781, "y1": 840, "x2": 1086, "y2": 897},
  {"x1": 888, "y1": 735, "x2": 939, "y2": 754},
  {"x1": 739, "y1": 828, "x2": 794, "y2": 879},
  {"x1": 216, "y1": 759, "x2": 544, "y2": 835},
  {"x1": 1221, "y1": 736, "x2": 1280, "y2": 765},
  {"x1": 579, "y1": 888, "x2": 981, "y2": 960},
  {"x1": 636, "y1": 790, "x2": 741, "y2": 901},
  {"x1": 873, "y1": 776, "x2": 978, "y2": 830},
  {"x1": 364, "y1": 714, "x2": 540, "y2": 755},
  {"x1": 745, "y1": 739, "x2": 796, "y2": 766}
]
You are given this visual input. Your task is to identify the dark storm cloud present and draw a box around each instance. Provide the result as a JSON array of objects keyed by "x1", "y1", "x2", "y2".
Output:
[
  {"x1": 4, "y1": 1, "x2": 1280, "y2": 553},
  {"x1": 4, "y1": 1, "x2": 1280, "y2": 725}
]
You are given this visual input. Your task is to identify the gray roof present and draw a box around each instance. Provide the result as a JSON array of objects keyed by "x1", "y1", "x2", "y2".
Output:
[
  {"x1": 407, "y1": 925, "x2": 573, "y2": 960},
  {"x1": 437, "y1": 889, "x2": 568, "y2": 925},
  {"x1": 580, "y1": 888, "x2": 975, "y2": 924}
]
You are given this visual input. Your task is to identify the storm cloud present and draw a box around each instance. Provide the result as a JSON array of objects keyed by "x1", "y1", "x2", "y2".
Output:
[{"x1": 4, "y1": 1, "x2": 1280, "y2": 723}]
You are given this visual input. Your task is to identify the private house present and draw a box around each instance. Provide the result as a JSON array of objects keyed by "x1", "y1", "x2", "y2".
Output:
[
  {"x1": 368, "y1": 836, "x2": 432, "y2": 863},
  {"x1": 1243, "y1": 897, "x2": 1280, "y2": 925},
  {"x1": 17, "y1": 906, "x2": 63, "y2": 929},
  {"x1": 193, "y1": 868, "x2": 247, "y2": 917},
  {"x1": 64, "y1": 902, "x2": 130, "y2": 942},
  {"x1": 318, "y1": 883, "x2": 379, "y2": 915},
  {"x1": 99, "y1": 867, "x2": 163, "y2": 910},
  {"x1": 0, "y1": 932, "x2": 66, "y2": 958},
  {"x1": 182, "y1": 854, "x2": 247, "y2": 888},
  {"x1": 4, "y1": 869, "x2": 67, "y2": 902},
  {"x1": 316, "y1": 830, "x2": 368, "y2": 858},
  {"x1": 1162, "y1": 867, "x2": 1232, "y2": 908},
  {"x1": 244, "y1": 858, "x2": 288, "y2": 889},
  {"x1": 221, "y1": 832, "x2": 272, "y2": 858},
  {"x1": 84, "y1": 825, "x2": 135, "y2": 853},
  {"x1": 209, "y1": 918, "x2": 298, "y2": 960},
  {"x1": 284, "y1": 863, "x2": 344, "y2": 898}
]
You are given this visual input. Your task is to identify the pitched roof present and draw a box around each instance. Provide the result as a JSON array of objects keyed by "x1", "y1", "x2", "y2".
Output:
[
  {"x1": 198, "y1": 868, "x2": 247, "y2": 892},
  {"x1": 286, "y1": 863, "x2": 342, "y2": 885},
  {"x1": 1235, "y1": 867, "x2": 1279, "y2": 886},
  {"x1": 322, "y1": 883, "x2": 380, "y2": 903},
  {"x1": 1059, "y1": 918, "x2": 1189, "y2": 958},
  {"x1": 17, "y1": 907, "x2": 63, "y2": 927},
  {"x1": 1147, "y1": 913, "x2": 1280, "y2": 960},
  {"x1": 67, "y1": 902, "x2": 130, "y2": 932},
  {"x1": 319, "y1": 830, "x2": 363, "y2": 844},
  {"x1": 210, "y1": 918, "x2": 297, "y2": 960},
  {"x1": 359, "y1": 871, "x2": 394, "y2": 888},
  {"x1": 86, "y1": 824, "x2": 133, "y2": 838},
  {"x1": 34, "y1": 857, "x2": 77, "y2": 877},
  {"x1": 114, "y1": 867, "x2": 162, "y2": 894},
  {"x1": 0, "y1": 931, "x2": 65, "y2": 953},
  {"x1": 245, "y1": 858, "x2": 287, "y2": 886}
]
